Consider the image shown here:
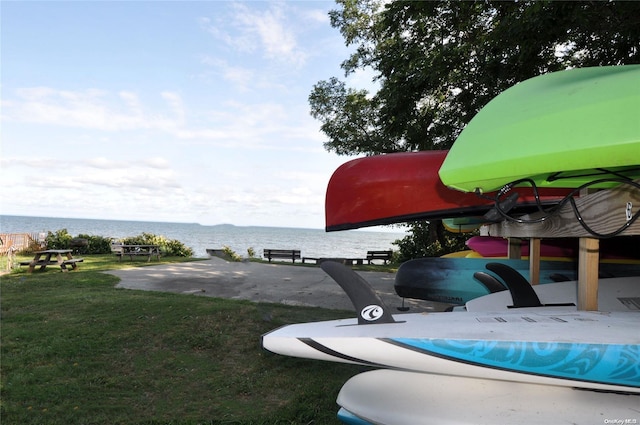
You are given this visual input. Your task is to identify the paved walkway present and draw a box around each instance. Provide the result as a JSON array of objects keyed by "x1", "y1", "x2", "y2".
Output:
[{"x1": 105, "y1": 257, "x2": 445, "y2": 313}]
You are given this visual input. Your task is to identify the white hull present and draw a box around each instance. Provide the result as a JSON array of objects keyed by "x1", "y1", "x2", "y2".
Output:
[
  {"x1": 337, "y1": 370, "x2": 640, "y2": 425},
  {"x1": 263, "y1": 309, "x2": 640, "y2": 393},
  {"x1": 464, "y1": 276, "x2": 640, "y2": 312}
]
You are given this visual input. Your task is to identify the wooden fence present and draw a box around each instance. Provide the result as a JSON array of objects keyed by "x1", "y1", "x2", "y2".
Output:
[{"x1": 0, "y1": 232, "x2": 47, "y2": 254}]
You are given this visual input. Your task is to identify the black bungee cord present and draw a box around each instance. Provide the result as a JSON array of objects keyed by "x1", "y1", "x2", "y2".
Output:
[{"x1": 478, "y1": 176, "x2": 640, "y2": 238}]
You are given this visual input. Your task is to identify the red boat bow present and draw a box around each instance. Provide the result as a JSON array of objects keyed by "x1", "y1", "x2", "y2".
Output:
[{"x1": 325, "y1": 151, "x2": 571, "y2": 231}]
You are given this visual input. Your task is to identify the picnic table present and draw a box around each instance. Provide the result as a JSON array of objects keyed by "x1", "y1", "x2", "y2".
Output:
[{"x1": 19, "y1": 249, "x2": 84, "y2": 273}]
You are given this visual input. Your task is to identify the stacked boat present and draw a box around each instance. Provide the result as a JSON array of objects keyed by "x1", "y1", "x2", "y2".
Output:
[{"x1": 262, "y1": 65, "x2": 640, "y2": 424}]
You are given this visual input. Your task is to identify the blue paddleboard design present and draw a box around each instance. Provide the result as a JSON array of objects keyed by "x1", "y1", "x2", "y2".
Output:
[
  {"x1": 388, "y1": 338, "x2": 640, "y2": 388},
  {"x1": 337, "y1": 408, "x2": 374, "y2": 425}
]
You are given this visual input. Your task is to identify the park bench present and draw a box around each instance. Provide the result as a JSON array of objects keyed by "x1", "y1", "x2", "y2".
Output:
[
  {"x1": 263, "y1": 249, "x2": 301, "y2": 263},
  {"x1": 366, "y1": 250, "x2": 393, "y2": 265}
]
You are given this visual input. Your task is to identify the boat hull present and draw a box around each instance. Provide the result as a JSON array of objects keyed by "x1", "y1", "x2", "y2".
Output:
[
  {"x1": 337, "y1": 370, "x2": 640, "y2": 425},
  {"x1": 466, "y1": 235, "x2": 640, "y2": 260},
  {"x1": 394, "y1": 257, "x2": 640, "y2": 305},
  {"x1": 439, "y1": 65, "x2": 640, "y2": 193},
  {"x1": 262, "y1": 309, "x2": 640, "y2": 393},
  {"x1": 325, "y1": 150, "x2": 570, "y2": 231},
  {"x1": 464, "y1": 277, "x2": 640, "y2": 312}
]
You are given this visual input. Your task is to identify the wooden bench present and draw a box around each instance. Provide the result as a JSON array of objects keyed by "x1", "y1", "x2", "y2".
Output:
[
  {"x1": 264, "y1": 249, "x2": 301, "y2": 263},
  {"x1": 366, "y1": 250, "x2": 393, "y2": 264}
]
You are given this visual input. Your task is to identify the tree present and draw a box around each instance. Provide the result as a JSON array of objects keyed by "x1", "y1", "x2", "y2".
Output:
[
  {"x1": 311, "y1": 0, "x2": 640, "y2": 258},
  {"x1": 392, "y1": 221, "x2": 470, "y2": 263},
  {"x1": 310, "y1": 0, "x2": 640, "y2": 155}
]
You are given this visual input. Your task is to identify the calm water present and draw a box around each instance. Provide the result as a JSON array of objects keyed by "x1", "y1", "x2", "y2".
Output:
[{"x1": 0, "y1": 215, "x2": 407, "y2": 258}]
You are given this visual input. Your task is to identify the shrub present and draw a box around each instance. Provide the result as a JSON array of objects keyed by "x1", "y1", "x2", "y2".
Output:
[
  {"x1": 44, "y1": 229, "x2": 193, "y2": 257},
  {"x1": 78, "y1": 234, "x2": 112, "y2": 254},
  {"x1": 222, "y1": 246, "x2": 242, "y2": 262},
  {"x1": 119, "y1": 233, "x2": 194, "y2": 257},
  {"x1": 46, "y1": 229, "x2": 73, "y2": 250}
]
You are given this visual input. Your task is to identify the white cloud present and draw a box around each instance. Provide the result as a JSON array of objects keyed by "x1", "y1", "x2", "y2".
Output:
[
  {"x1": 83, "y1": 157, "x2": 127, "y2": 169},
  {"x1": 4, "y1": 87, "x2": 184, "y2": 132},
  {"x1": 0, "y1": 1, "x2": 350, "y2": 228},
  {"x1": 199, "y1": 56, "x2": 255, "y2": 91},
  {"x1": 235, "y1": 3, "x2": 301, "y2": 61},
  {"x1": 3, "y1": 86, "x2": 322, "y2": 152},
  {"x1": 300, "y1": 7, "x2": 331, "y2": 25},
  {"x1": 118, "y1": 91, "x2": 144, "y2": 115},
  {"x1": 142, "y1": 157, "x2": 171, "y2": 169},
  {"x1": 200, "y1": 2, "x2": 307, "y2": 67}
]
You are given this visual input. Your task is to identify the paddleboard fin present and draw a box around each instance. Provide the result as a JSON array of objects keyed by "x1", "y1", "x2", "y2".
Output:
[
  {"x1": 485, "y1": 263, "x2": 542, "y2": 308},
  {"x1": 321, "y1": 261, "x2": 398, "y2": 325},
  {"x1": 473, "y1": 271, "x2": 507, "y2": 293}
]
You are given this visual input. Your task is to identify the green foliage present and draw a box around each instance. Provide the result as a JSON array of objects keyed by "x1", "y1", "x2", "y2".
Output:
[
  {"x1": 247, "y1": 247, "x2": 256, "y2": 258},
  {"x1": 76, "y1": 234, "x2": 112, "y2": 255},
  {"x1": 43, "y1": 229, "x2": 193, "y2": 257},
  {"x1": 309, "y1": 77, "x2": 389, "y2": 154},
  {"x1": 1, "y1": 269, "x2": 355, "y2": 424},
  {"x1": 222, "y1": 245, "x2": 242, "y2": 262},
  {"x1": 45, "y1": 229, "x2": 73, "y2": 250},
  {"x1": 393, "y1": 221, "x2": 470, "y2": 262},
  {"x1": 119, "y1": 232, "x2": 194, "y2": 257},
  {"x1": 312, "y1": 0, "x2": 640, "y2": 154},
  {"x1": 312, "y1": 0, "x2": 640, "y2": 259}
]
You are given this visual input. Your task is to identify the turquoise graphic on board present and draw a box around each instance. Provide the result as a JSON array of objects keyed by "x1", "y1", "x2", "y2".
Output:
[{"x1": 390, "y1": 338, "x2": 640, "y2": 388}]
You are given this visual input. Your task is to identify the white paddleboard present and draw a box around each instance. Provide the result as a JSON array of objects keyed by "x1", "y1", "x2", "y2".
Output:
[
  {"x1": 337, "y1": 369, "x2": 640, "y2": 425},
  {"x1": 464, "y1": 276, "x2": 640, "y2": 312},
  {"x1": 262, "y1": 309, "x2": 640, "y2": 393}
]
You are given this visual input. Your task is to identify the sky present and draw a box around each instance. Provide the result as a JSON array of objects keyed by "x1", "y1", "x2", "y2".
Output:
[{"x1": 1, "y1": 0, "x2": 379, "y2": 229}]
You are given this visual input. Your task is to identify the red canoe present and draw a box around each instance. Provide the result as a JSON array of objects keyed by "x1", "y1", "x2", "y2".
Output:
[{"x1": 325, "y1": 151, "x2": 571, "y2": 231}]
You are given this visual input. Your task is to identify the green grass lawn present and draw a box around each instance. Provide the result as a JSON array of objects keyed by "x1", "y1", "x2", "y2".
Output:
[{"x1": 1, "y1": 255, "x2": 363, "y2": 424}]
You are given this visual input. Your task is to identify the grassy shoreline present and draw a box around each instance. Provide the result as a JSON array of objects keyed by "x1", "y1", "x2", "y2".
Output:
[{"x1": 1, "y1": 255, "x2": 364, "y2": 424}]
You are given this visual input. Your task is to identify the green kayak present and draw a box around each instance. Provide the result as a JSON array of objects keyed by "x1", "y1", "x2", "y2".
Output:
[{"x1": 439, "y1": 65, "x2": 640, "y2": 193}]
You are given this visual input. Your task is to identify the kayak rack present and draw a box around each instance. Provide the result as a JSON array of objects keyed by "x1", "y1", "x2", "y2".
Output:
[{"x1": 480, "y1": 179, "x2": 640, "y2": 311}]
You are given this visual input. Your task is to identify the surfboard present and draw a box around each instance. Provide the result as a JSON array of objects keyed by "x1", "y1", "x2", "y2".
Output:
[
  {"x1": 325, "y1": 150, "x2": 571, "y2": 231},
  {"x1": 464, "y1": 276, "x2": 640, "y2": 312},
  {"x1": 262, "y1": 309, "x2": 640, "y2": 393},
  {"x1": 337, "y1": 408, "x2": 372, "y2": 425},
  {"x1": 394, "y1": 256, "x2": 640, "y2": 305},
  {"x1": 438, "y1": 65, "x2": 640, "y2": 194},
  {"x1": 262, "y1": 262, "x2": 640, "y2": 394},
  {"x1": 337, "y1": 370, "x2": 640, "y2": 425}
]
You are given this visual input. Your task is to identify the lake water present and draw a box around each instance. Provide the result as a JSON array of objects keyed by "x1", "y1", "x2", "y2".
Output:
[{"x1": 0, "y1": 215, "x2": 407, "y2": 259}]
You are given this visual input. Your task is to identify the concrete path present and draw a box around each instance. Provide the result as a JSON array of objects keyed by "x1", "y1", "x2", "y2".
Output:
[{"x1": 105, "y1": 257, "x2": 446, "y2": 313}]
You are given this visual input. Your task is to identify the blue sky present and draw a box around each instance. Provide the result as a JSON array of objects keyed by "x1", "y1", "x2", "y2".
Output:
[{"x1": 1, "y1": 1, "x2": 377, "y2": 229}]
